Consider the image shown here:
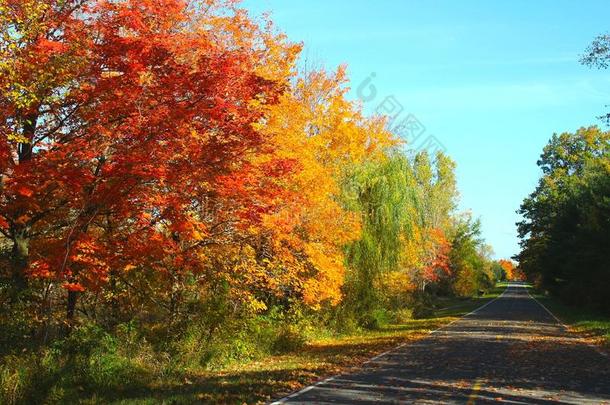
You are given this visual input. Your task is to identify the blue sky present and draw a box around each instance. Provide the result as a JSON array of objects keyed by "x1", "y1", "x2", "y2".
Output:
[{"x1": 242, "y1": 0, "x2": 610, "y2": 259}]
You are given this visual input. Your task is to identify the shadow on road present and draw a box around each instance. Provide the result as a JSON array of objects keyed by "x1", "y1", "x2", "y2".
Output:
[{"x1": 277, "y1": 284, "x2": 610, "y2": 404}]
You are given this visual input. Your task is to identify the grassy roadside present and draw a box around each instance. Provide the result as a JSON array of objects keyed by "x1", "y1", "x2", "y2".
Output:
[
  {"x1": 107, "y1": 285, "x2": 507, "y2": 404},
  {"x1": 528, "y1": 286, "x2": 610, "y2": 350}
]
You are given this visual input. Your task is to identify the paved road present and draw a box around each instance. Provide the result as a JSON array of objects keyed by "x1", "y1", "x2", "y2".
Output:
[{"x1": 273, "y1": 283, "x2": 610, "y2": 404}]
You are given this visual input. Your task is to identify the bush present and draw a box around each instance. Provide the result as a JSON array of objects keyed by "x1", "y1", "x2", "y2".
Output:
[
  {"x1": 0, "y1": 323, "x2": 151, "y2": 404},
  {"x1": 60, "y1": 324, "x2": 148, "y2": 391},
  {"x1": 271, "y1": 324, "x2": 307, "y2": 353},
  {"x1": 362, "y1": 309, "x2": 391, "y2": 330},
  {"x1": 413, "y1": 304, "x2": 433, "y2": 319},
  {"x1": 170, "y1": 307, "x2": 313, "y2": 370},
  {"x1": 391, "y1": 308, "x2": 414, "y2": 324},
  {"x1": 319, "y1": 305, "x2": 360, "y2": 335}
]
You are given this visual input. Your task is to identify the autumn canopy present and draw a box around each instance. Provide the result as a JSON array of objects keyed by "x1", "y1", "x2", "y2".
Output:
[{"x1": 1, "y1": 0, "x2": 503, "y2": 348}]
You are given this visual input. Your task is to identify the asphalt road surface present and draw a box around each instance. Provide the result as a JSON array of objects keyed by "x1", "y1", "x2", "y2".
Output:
[{"x1": 272, "y1": 283, "x2": 610, "y2": 404}]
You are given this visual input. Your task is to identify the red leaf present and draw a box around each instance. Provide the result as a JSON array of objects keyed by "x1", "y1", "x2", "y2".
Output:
[
  {"x1": 16, "y1": 185, "x2": 34, "y2": 197},
  {"x1": 62, "y1": 283, "x2": 86, "y2": 292}
]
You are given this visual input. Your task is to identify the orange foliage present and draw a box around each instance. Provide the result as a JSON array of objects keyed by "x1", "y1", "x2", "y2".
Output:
[
  {"x1": 499, "y1": 259, "x2": 517, "y2": 281},
  {"x1": 0, "y1": 0, "x2": 475, "y2": 323},
  {"x1": 257, "y1": 67, "x2": 395, "y2": 307}
]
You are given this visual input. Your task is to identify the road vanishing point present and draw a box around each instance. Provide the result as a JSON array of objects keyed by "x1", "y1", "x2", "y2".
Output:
[{"x1": 271, "y1": 283, "x2": 610, "y2": 404}]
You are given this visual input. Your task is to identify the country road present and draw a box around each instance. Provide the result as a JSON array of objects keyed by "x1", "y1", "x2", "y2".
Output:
[{"x1": 272, "y1": 283, "x2": 610, "y2": 404}]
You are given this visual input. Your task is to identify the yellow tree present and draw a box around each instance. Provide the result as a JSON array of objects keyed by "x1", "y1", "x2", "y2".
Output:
[
  {"x1": 499, "y1": 259, "x2": 516, "y2": 281},
  {"x1": 256, "y1": 66, "x2": 395, "y2": 307}
]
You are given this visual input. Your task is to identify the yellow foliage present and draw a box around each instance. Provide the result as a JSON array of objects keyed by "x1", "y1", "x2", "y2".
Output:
[{"x1": 256, "y1": 66, "x2": 397, "y2": 307}]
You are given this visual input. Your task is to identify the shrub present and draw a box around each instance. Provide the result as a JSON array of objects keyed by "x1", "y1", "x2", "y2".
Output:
[
  {"x1": 0, "y1": 324, "x2": 151, "y2": 404},
  {"x1": 391, "y1": 308, "x2": 414, "y2": 324},
  {"x1": 362, "y1": 309, "x2": 391, "y2": 330},
  {"x1": 413, "y1": 303, "x2": 434, "y2": 319},
  {"x1": 271, "y1": 324, "x2": 307, "y2": 353}
]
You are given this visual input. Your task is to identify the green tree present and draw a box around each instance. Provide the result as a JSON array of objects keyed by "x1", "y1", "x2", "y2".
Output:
[
  {"x1": 447, "y1": 214, "x2": 493, "y2": 297},
  {"x1": 343, "y1": 153, "x2": 414, "y2": 326},
  {"x1": 517, "y1": 127, "x2": 610, "y2": 312}
]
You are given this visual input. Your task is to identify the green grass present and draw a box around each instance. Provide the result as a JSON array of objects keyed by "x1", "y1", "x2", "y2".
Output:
[
  {"x1": 95, "y1": 285, "x2": 507, "y2": 405},
  {"x1": 433, "y1": 284, "x2": 506, "y2": 318},
  {"x1": 529, "y1": 287, "x2": 610, "y2": 349}
]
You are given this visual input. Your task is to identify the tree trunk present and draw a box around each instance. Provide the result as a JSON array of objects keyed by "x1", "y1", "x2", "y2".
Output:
[
  {"x1": 9, "y1": 113, "x2": 38, "y2": 291},
  {"x1": 66, "y1": 290, "x2": 78, "y2": 328},
  {"x1": 10, "y1": 229, "x2": 30, "y2": 291}
]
